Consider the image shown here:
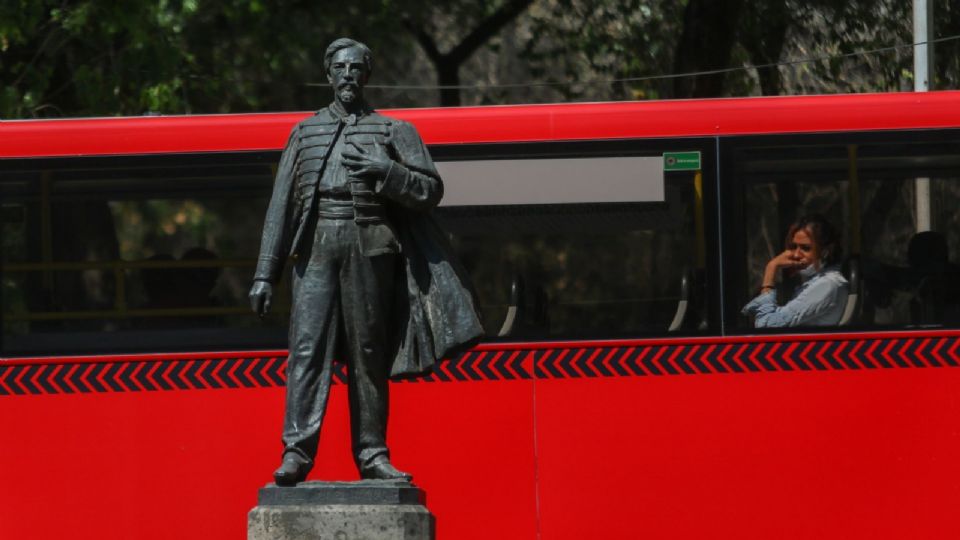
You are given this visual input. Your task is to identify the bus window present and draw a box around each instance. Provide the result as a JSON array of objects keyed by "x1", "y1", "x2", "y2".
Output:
[
  {"x1": 0, "y1": 153, "x2": 289, "y2": 356},
  {"x1": 433, "y1": 144, "x2": 712, "y2": 340},
  {"x1": 731, "y1": 131, "x2": 960, "y2": 330}
]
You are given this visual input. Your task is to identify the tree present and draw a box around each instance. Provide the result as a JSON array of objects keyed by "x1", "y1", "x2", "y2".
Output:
[{"x1": 403, "y1": 0, "x2": 534, "y2": 106}]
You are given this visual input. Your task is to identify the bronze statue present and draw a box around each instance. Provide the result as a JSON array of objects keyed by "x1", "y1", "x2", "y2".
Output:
[{"x1": 249, "y1": 38, "x2": 483, "y2": 485}]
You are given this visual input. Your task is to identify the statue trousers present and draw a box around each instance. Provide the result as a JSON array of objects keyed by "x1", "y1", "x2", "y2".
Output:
[{"x1": 283, "y1": 215, "x2": 397, "y2": 470}]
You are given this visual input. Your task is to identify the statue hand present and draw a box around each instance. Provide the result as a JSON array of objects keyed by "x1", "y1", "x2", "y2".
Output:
[
  {"x1": 249, "y1": 280, "x2": 273, "y2": 318},
  {"x1": 341, "y1": 142, "x2": 393, "y2": 184}
]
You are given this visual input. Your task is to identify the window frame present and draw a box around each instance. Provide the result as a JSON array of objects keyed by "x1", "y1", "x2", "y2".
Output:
[{"x1": 719, "y1": 127, "x2": 960, "y2": 335}]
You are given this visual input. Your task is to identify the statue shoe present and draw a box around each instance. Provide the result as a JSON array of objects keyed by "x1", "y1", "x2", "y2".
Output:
[
  {"x1": 273, "y1": 452, "x2": 312, "y2": 486},
  {"x1": 360, "y1": 459, "x2": 413, "y2": 481}
]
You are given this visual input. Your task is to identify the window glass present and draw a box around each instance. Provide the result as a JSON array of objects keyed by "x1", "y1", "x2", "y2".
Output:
[
  {"x1": 437, "y1": 153, "x2": 708, "y2": 339},
  {"x1": 735, "y1": 132, "x2": 960, "y2": 330},
  {"x1": 1, "y1": 154, "x2": 289, "y2": 356},
  {"x1": 2, "y1": 144, "x2": 714, "y2": 355}
]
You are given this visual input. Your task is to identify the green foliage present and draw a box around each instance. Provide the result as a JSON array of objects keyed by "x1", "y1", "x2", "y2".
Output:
[
  {"x1": 0, "y1": 0, "x2": 414, "y2": 117},
  {"x1": 1, "y1": 0, "x2": 958, "y2": 117}
]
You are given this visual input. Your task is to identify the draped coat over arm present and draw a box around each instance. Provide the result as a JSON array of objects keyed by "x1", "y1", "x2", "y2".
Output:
[{"x1": 253, "y1": 107, "x2": 484, "y2": 378}]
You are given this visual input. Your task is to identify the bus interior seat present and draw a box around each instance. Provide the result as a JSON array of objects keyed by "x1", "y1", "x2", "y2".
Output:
[
  {"x1": 668, "y1": 268, "x2": 692, "y2": 332},
  {"x1": 497, "y1": 274, "x2": 524, "y2": 337},
  {"x1": 838, "y1": 256, "x2": 861, "y2": 326},
  {"x1": 906, "y1": 231, "x2": 960, "y2": 324}
]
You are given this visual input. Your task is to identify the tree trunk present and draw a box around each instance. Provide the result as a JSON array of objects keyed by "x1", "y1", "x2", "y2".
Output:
[
  {"x1": 672, "y1": 0, "x2": 746, "y2": 98},
  {"x1": 740, "y1": 0, "x2": 790, "y2": 96},
  {"x1": 438, "y1": 61, "x2": 461, "y2": 107},
  {"x1": 407, "y1": 0, "x2": 533, "y2": 106}
]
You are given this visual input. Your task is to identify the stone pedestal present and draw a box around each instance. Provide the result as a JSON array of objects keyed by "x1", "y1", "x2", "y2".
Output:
[{"x1": 248, "y1": 480, "x2": 434, "y2": 540}]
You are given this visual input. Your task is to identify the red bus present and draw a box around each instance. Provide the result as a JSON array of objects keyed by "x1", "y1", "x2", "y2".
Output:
[{"x1": 3, "y1": 91, "x2": 960, "y2": 539}]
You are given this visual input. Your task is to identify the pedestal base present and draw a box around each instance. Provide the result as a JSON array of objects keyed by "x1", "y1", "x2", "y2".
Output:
[{"x1": 248, "y1": 480, "x2": 435, "y2": 540}]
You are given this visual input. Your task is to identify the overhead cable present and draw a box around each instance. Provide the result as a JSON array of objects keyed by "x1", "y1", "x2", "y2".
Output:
[{"x1": 305, "y1": 34, "x2": 960, "y2": 91}]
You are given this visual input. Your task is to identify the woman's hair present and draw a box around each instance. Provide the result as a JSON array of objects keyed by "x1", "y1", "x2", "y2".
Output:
[{"x1": 785, "y1": 214, "x2": 841, "y2": 266}]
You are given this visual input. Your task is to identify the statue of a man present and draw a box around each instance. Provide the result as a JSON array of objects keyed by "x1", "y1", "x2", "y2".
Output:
[{"x1": 249, "y1": 37, "x2": 483, "y2": 485}]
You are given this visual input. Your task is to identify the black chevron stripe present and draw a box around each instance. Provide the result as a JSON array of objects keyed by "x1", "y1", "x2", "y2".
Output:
[
  {"x1": 9, "y1": 335, "x2": 960, "y2": 397},
  {"x1": 154, "y1": 362, "x2": 175, "y2": 391},
  {"x1": 479, "y1": 352, "x2": 498, "y2": 381},
  {"x1": 35, "y1": 365, "x2": 58, "y2": 394},
  {"x1": 266, "y1": 357, "x2": 286, "y2": 386},
  {"x1": 237, "y1": 358, "x2": 259, "y2": 388},
  {"x1": 749, "y1": 343, "x2": 776, "y2": 372},
  {"x1": 606, "y1": 348, "x2": 630, "y2": 377},
  {"x1": 219, "y1": 359, "x2": 242, "y2": 389},
  {"x1": 765, "y1": 343, "x2": 792, "y2": 371},
  {"x1": 685, "y1": 346, "x2": 711, "y2": 374},
  {"x1": 572, "y1": 348, "x2": 595, "y2": 378},
  {"x1": 722, "y1": 345, "x2": 746, "y2": 373},
  {"x1": 818, "y1": 341, "x2": 843, "y2": 371},
  {"x1": 887, "y1": 339, "x2": 910, "y2": 368},
  {"x1": 940, "y1": 337, "x2": 960, "y2": 367},
  {"x1": 737, "y1": 344, "x2": 762, "y2": 372},
  {"x1": 587, "y1": 349, "x2": 611, "y2": 377},
  {"x1": 183, "y1": 360, "x2": 204, "y2": 389},
  {"x1": 68, "y1": 364, "x2": 90, "y2": 393},
  {"x1": 464, "y1": 351, "x2": 485, "y2": 380},
  {"x1": 512, "y1": 351, "x2": 532, "y2": 379},
  {"x1": 653, "y1": 348, "x2": 679, "y2": 375},
  {"x1": 797, "y1": 342, "x2": 822, "y2": 371},
  {"x1": 670, "y1": 346, "x2": 696, "y2": 375},
  {"x1": 51, "y1": 363, "x2": 73, "y2": 394},
  {"x1": 554, "y1": 349, "x2": 576, "y2": 378},
  {"x1": 199, "y1": 360, "x2": 222, "y2": 389},
  {"x1": 19, "y1": 365, "x2": 42, "y2": 394},
  {"x1": 449, "y1": 352, "x2": 469, "y2": 381},
  {"x1": 118, "y1": 361, "x2": 140, "y2": 391},
  {"x1": 6, "y1": 366, "x2": 26, "y2": 395},
  {"x1": 141, "y1": 361, "x2": 164, "y2": 391},
  {"x1": 0, "y1": 366, "x2": 20, "y2": 395},
  {"x1": 850, "y1": 341, "x2": 872, "y2": 369},
  {"x1": 638, "y1": 347, "x2": 659, "y2": 375},
  {"x1": 532, "y1": 350, "x2": 546, "y2": 378},
  {"x1": 920, "y1": 339, "x2": 941, "y2": 367},
  {"x1": 248, "y1": 358, "x2": 270, "y2": 388},
  {"x1": 491, "y1": 351, "x2": 513, "y2": 380},
  {"x1": 834, "y1": 342, "x2": 861, "y2": 370},
  {"x1": 489, "y1": 351, "x2": 509, "y2": 380},
  {"x1": 901, "y1": 339, "x2": 927, "y2": 368},
  {"x1": 173, "y1": 361, "x2": 193, "y2": 390},
  {"x1": 431, "y1": 361, "x2": 452, "y2": 382},
  {"x1": 0, "y1": 366, "x2": 9, "y2": 396},
  {"x1": 102, "y1": 363, "x2": 125, "y2": 392},
  {"x1": 701, "y1": 345, "x2": 727, "y2": 374}
]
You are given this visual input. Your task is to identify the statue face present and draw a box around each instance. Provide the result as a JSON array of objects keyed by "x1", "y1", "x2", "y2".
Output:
[{"x1": 327, "y1": 46, "x2": 369, "y2": 105}]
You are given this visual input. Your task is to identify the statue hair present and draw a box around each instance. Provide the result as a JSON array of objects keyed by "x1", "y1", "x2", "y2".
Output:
[{"x1": 324, "y1": 38, "x2": 373, "y2": 75}]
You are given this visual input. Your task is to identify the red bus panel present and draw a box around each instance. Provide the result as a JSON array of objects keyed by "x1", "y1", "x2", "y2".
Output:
[{"x1": 3, "y1": 332, "x2": 960, "y2": 539}]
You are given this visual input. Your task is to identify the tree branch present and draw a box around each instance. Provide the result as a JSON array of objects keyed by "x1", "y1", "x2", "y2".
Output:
[
  {"x1": 403, "y1": 17, "x2": 443, "y2": 64},
  {"x1": 448, "y1": 0, "x2": 534, "y2": 64}
]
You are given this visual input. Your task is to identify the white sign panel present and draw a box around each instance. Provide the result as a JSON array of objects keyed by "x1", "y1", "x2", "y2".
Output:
[{"x1": 435, "y1": 156, "x2": 665, "y2": 206}]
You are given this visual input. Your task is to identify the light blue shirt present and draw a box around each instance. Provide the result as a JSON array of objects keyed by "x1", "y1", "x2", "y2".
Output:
[{"x1": 742, "y1": 265, "x2": 849, "y2": 328}]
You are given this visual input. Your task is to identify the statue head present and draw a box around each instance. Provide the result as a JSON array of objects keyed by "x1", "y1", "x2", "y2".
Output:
[{"x1": 324, "y1": 38, "x2": 373, "y2": 107}]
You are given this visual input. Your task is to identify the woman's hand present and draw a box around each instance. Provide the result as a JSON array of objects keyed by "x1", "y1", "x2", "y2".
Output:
[{"x1": 761, "y1": 250, "x2": 805, "y2": 291}]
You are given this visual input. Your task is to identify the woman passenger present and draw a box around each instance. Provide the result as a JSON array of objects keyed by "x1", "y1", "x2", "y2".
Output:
[{"x1": 742, "y1": 214, "x2": 849, "y2": 328}]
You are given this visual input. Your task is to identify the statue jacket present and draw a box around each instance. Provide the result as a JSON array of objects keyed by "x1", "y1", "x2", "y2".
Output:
[{"x1": 254, "y1": 105, "x2": 483, "y2": 378}]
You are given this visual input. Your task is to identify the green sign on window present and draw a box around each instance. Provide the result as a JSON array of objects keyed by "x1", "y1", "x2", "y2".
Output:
[{"x1": 663, "y1": 151, "x2": 701, "y2": 171}]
